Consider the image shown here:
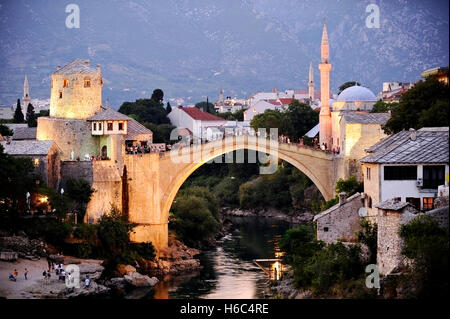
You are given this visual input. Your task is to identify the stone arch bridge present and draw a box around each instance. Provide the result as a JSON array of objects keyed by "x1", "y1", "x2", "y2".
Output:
[{"x1": 123, "y1": 135, "x2": 342, "y2": 250}]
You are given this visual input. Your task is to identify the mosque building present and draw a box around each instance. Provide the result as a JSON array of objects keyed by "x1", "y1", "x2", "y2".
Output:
[{"x1": 317, "y1": 19, "x2": 390, "y2": 180}]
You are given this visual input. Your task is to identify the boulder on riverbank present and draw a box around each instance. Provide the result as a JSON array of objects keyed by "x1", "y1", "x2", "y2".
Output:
[
  {"x1": 138, "y1": 234, "x2": 201, "y2": 277},
  {"x1": 123, "y1": 272, "x2": 159, "y2": 288}
]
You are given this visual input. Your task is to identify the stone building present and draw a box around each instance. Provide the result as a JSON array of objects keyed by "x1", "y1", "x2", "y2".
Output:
[
  {"x1": 1, "y1": 140, "x2": 61, "y2": 190},
  {"x1": 50, "y1": 59, "x2": 103, "y2": 120},
  {"x1": 313, "y1": 192, "x2": 363, "y2": 243},
  {"x1": 33, "y1": 58, "x2": 153, "y2": 222},
  {"x1": 361, "y1": 127, "x2": 449, "y2": 219},
  {"x1": 375, "y1": 199, "x2": 418, "y2": 276}
]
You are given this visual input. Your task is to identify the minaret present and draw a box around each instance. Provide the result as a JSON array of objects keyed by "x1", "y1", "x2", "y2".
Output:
[
  {"x1": 23, "y1": 75, "x2": 31, "y2": 108},
  {"x1": 318, "y1": 18, "x2": 332, "y2": 149},
  {"x1": 219, "y1": 88, "x2": 224, "y2": 112},
  {"x1": 308, "y1": 61, "x2": 314, "y2": 102}
]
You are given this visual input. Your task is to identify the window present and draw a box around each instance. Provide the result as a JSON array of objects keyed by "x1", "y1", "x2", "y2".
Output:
[
  {"x1": 323, "y1": 227, "x2": 329, "y2": 232},
  {"x1": 99, "y1": 122, "x2": 102, "y2": 131},
  {"x1": 107, "y1": 122, "x2": 113, "y2": 131},
  {"x1": 118, "y1": 122, "x2": 123, "y2": 131},
  {"x1": 84, "y1": 78, "x2": 91, "y2": 87},
  {"x1": 59, "y1": 91, "x2": 63, "y2": 99},
  {"x1": 406, "y1": 197, "x2": 420, "y2": 210},
  {"x1": 93, "y1": 123, "x2": 97, "y2": 131},
  {"x1": 33, "y1": 158, "x2": 40, "y2": 166},
  {"x1": 366, "y1": 167, "x2": 371, "y2": 180},
  {"x1": 367, "y1": 196, "x2": 372, "y2": 208},
  {"x1": 384, "y1": 166, "x2": 417, "y2": 180},
  {"x1": 423, "y1": 197, "x2": 434, "y2": 211},
  {"x1": 423, "y1": 165, "x2": 445, "y2": 189},
  {"x1": 63, "y1": 79, "x2": 69, "y2": 87}
]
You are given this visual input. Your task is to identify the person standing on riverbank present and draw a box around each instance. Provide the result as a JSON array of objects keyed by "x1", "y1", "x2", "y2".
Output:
[
  {"x1": 13, "y1": 269, "x2": 18, "y2": 280},
  {"x1": 24, "y1": 268, "x2": 28, "y2": 280}
]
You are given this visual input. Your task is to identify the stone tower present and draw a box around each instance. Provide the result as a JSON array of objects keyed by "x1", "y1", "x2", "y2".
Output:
[
  {"x1": 219, "y1": 88, "x2": 224, "y2": 103},
  {"x1": 319, "y1": 19, "x2": 332, "y2": 149},
  {"x1": 308, "y1": 61, "x2": 314, "y2": 101},
  {"x1": 22, "y1": 75, "x2": 31, "y2": 108},
  {"x1": 49, "y1": 59, "x2": 103, "y2": 120}
]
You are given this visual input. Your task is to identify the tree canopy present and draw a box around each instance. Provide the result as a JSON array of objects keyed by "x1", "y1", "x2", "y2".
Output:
[
  {"x1": 195, "y1": 101, "x2": 216, "y2": 114},
  {"x1": 338, "y1": 81, "x2": 360, "y2": 94},
  {"x1": 26, "y1": 103, "x2": 37, "y2": 127},
  {"x1": 250, "y1": 100, "x2": 319, "y2": 141},
  {"x1": 13, "y1": 99, "x2": 24, "y2": 123},
  {"x1": 118, "y1": 98, "x2": 170, "y2": 125},
  {"x1": 151, "y1": 89, "x2": 164, "y2": 104},
  {"x1": 382, "y1": 76, "x2": 449, "y2": 134}
]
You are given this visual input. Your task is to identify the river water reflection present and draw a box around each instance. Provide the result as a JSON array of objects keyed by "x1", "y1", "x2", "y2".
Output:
[{"x1": 151, "y1": 216, "x2": 295, "y2": 299}]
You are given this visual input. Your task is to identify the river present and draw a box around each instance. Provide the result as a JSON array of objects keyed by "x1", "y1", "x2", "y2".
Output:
[{"x1": 150, "y1": 216, "x2": 295, "y2": 299}]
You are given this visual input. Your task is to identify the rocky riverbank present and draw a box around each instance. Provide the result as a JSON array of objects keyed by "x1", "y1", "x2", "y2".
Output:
[
  {"x1": 220, "y1": 207, "x2": 315, "y2": 224},
  {"x1": 263, "y1": 268, "x2": 313, "y2": 299}
]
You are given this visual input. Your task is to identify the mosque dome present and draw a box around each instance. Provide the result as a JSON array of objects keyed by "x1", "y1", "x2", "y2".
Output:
[{"x1": 337, "y1": 85, "x2": 377, "y2": 102}]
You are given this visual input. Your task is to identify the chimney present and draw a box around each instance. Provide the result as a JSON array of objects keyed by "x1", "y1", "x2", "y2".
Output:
[
  {"x1": 338, "y1": 192, "x2": 347, "y2": 206},
  {"x1": 96, "y1": 64, "x2": 101, "y2": 73},
  {"x1": 409, "y1": 128, "x2": 417, "y2": 141},
  {"x1": 57, "y1": 66, "x2": 61, "y2": 71}
]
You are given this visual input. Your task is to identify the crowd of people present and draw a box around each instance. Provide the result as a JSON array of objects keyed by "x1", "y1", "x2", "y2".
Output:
[{"x1": 125, "y1": 143, "x2": 167, "y2": 154}]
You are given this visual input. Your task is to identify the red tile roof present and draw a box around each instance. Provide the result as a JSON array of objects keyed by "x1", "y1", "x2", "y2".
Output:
[
  {"x1": 181, "y1": 107, "x2": 225, "y2": 121},
  {"x1": 279, "y1": 98, "x2": 294, "y2": 105},
  {"x1": 268, "y1": 99, "x2": 282, "y2": 106}
]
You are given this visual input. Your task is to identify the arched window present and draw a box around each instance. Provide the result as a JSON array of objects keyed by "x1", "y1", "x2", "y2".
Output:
[
  {"x1": 59, "y1": 91, "x2": 63, "y2": 99},
  {"x1": 84, "y1": 78, "x2": 91, "y2": 87},
  {"x1": 63, "y1": 79, "x2": 69, "y2": 87}
]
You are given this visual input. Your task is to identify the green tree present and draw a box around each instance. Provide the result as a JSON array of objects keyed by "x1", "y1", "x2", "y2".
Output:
[
  {"x1": 399, "y1": 215, "x2": 449, "y2": 298},
  {"x1": 97, "y1": 205, "x2": 136, "y2": 264},
  {"x1": 13, "y1": 99, "x2": 24, "y2": 123},
  {"x1": 357, "y1": 219, "x2": 378, "y2": 264},
  {"x1": 151, "y1": 89, "x2": 164, "y2": 104},
  {"x1": 216, "y1": 109, "x2": 244, "y2": 121},
  {"x1": 0, "y1": 144, "x2": 35, "y2": 212},
  {"x1": 119, "y1": 97, "x2": 170, "y2": 125},
  {"x1": 171, "y1": 196, "x2": 220, "y2": 246},
  {"x1": 65, "y1": 178, "x2": 94, "y2": 222},
  {"x1": 195, "y1": 101, "x2": 216, "y2": 114},
  {"x1": 383, "y1": 76, "x2": 449, "y2": 134},
  {"x1": 143, "y1": 123, "x2": 176, "y2": 144},
  {"x1": 304, "y1": 242, "x2": 362, "y2": 293},
  {"x1": 0, "y1": 124, "x2": 13, "y2": 136},
  {"x1": 335, "y1": 176, "x2": 363, "y2": 195},
  {"x1": 26, "y1": 103, "x2": 37, "y2": 127},
  {"x1": 250, "y1": 109, "x2": 287, "y2": 136},
  {"x1": 166, "y1": 101, "x2": 172, "y2": 114},
  {"x1": 285, "y1": 100, "x2": 319, "y2": 141},
  {"x1": 338, "y1": 81, "x2": 360, "y2": 94},
  {"x1": 370, "y1": 100, "x2": 397, "y2": 113}
]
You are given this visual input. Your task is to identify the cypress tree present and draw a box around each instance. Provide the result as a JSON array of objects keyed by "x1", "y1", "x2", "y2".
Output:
[
  {"x1": 26, "y1": 103, "x2": 37, "y2": 127},
  {"x1": 166, "y1": 101, "x2": 172, "y2": 114},
  {"x1": 13, "y1": 99, "x2": 24, "y2": 123}
]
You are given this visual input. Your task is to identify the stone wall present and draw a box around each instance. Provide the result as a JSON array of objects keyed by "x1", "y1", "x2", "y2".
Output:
[
  {"x1": 85, "y1": 161, "x2": 122, "y2": 223},
  {"x1": 37, "y1": 117, "x2": 99, "y2": 161},
  {"x1": 376, "y1": 206, "x2": 417, "y2": 275},
  {"x1": 60, "y1": 161, "x2": 94, "y2": 186},
  {"x1": 314, "y1": 193, "x2": 363, "y2": 243}
]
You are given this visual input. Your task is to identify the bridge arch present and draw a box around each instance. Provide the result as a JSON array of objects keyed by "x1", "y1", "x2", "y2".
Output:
[
  {"x1": 125, "y1": 136, "x2": 336, "y2": 249},
  {"x1": 158, "y1": 136, "x2": 335, "y2": 222}
]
